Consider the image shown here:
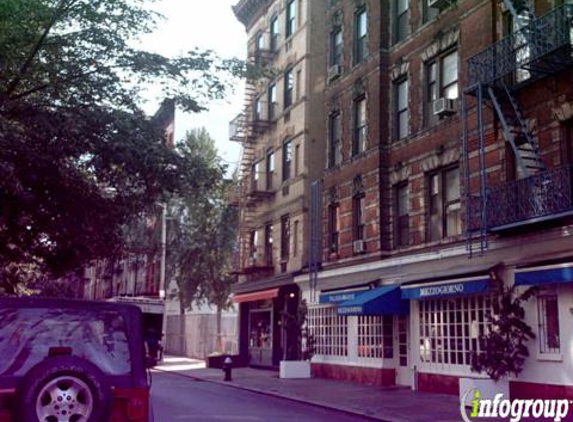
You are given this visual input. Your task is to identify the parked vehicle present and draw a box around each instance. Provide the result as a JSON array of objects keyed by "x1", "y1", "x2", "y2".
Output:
[{"x1": 0, "y1": 297, "x2": 153, "y2": 422}]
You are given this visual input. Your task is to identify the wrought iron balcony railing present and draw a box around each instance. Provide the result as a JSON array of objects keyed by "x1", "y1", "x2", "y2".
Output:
[
  {"x1": 468, "y1": 164, "x2": 573, "y2": 232},
  {"x1": 467, "y1": 4, "x2": 573, "y2": 87}
]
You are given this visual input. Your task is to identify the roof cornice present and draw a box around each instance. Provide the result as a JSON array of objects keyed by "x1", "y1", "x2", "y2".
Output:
[{"x1": 232, "y1": 0, "x2": 272, "y2": 29}]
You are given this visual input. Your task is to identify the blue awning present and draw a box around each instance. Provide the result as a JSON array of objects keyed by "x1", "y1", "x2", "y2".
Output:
[
  {"x1": 319, "y1": 289, "x2": 368, "y2": 304},
  {"x1": 401, "y1": 278, "x2": 490, "y2": 300},
  {"x1": 515, "y1": 264, "x2": 573, "y2": 286},
  {"x1": 337, "y1": 285, "x2": 409, "y2": 316}
]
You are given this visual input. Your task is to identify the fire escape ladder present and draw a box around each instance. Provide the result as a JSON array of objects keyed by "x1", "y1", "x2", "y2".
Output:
[
  {"x1": 487, "y1": 83, "x2": 545, "y2": 178},
  {"x1": 236, "y1": 81, "x2": 260, "y2": 274}
]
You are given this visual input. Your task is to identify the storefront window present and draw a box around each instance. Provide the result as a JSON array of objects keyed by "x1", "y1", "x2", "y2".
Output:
[
  {"x1": 538, "y1": 295, "x2": 560, "y2": 354},
  {"x1": 357, "y1": 315, "x2": 392, "y2": 359},
  {"x1": 249, "y1": 311, "x2": 272, "y2": 349},
  {"x1": 419, "y1": 296, "x2": 492, "y2": 366},
  {"x1": 308, "y1": 306, "x2": 348, "y2": 357}
]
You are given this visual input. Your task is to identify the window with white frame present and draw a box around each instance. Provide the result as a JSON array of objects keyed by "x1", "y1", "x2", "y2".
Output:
[
  {"x1": 419, "y1": 296, "x2": 492, "y2": 366},
  {"x1": 308, "y1": 306, "x2": 348, "y2": 357},
  {"x1": 538, "y1": 294, "x2": 560, "y2": 354},
  {"x1": 270, "y1": 16, "x2": 279, "y2": 52},
  {"x1": 358, "y1": 315, "x2": 394, "y2": 359},
  {"x1": 395, "y1": 78, "x2": 409, "y2": 139},
  {"x1": 286, "y1": 0, "x2": 297, "y2": 38},
  {"x1": 354, "y1": 8, "x2": 368, "y2": 64}
]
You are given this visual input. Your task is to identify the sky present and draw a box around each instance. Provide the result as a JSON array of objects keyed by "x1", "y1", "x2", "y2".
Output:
[{"x1": 141, "y1": 1, "x2": 247, "y2": 173}]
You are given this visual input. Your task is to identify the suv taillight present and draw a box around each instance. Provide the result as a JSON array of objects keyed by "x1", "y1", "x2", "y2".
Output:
[
  {"x1": 127, "y1": 397, "x2": 146, "y2": 420},
  {"x1": 113, "y1": 388, "x2": 149, "y2": 422}
]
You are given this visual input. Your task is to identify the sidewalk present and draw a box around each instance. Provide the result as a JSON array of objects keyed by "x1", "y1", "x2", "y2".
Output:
[{"x1": 153, "y1": 356, "x2": 463, "y2": 422}]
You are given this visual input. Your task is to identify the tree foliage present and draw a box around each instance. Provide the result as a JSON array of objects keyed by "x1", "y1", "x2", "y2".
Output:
[
  {"x1": 165, "y1": 129, "x2": 238, "y2": 311},
  {"x1": 470, "y1": 281, "x2": 537, "y2": 381},
  {"x1": 0, "y1": 0, "x2": 244, "y2": 292}
]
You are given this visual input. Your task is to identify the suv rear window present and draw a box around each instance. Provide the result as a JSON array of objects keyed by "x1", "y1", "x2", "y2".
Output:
[{"x1": 0, "y1": 307, "x2": 131, "y2": 376}]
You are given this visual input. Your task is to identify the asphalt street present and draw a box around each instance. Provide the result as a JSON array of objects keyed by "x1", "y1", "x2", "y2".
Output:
[{"x1": 150, "y1": 370, "x2": 377, "y2": 422}]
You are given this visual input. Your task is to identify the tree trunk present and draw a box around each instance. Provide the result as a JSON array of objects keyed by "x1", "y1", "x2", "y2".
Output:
[{"x1": 216, "y1": 304, "x2": 223, "y2": 353}]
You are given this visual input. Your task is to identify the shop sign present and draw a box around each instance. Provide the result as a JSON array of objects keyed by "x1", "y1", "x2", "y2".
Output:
[
  {"x1": 401, "y1": 279, "x2": 490, "y2": 300},
  {"x1": 319, "y1": 290, "x2": 367, "y2": 304},
  {"x1": 337, "y1": 305, "x2": 363, "y2": 315}
]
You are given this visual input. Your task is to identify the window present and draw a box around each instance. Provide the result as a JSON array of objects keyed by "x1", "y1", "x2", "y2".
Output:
[
  {"x1": 308, "y1": 306, "x2": 348, "y2": 357},
  {"x1": 294, "y1": 144, "x2": 300, "y2": 175},
  {"x1": 256, "y1": 31, "x2": 265, "y2": 51},
  {"x1": 395, "y1": 79, "x2": 409, "y2": 139},
  {"x1": 249, "y1": 230, "x2": 258, "y2": 260},
  {"x1": 353, "y1": 193, "x2": 365, "y2": 242},
  {"x1": 268, "y1": 82, "x2": 277, "y2": 120},
  {"x1": 419, "y1": 296, "x2": 493, "y2": 366},
  {"x1": 282, "y1": 140, "x2": 292, "y2": 181},
  {"x1": 296, "y1": 69, "x2": 302, "y2": 101},
  {"x1": 293, "y1": 220, "x2": 299, "y2": 257},
  {"x1": 395, "y1": 183, "x2": 409, "y2": 247},
  {"x1": 280, "y1": 214, "x2": 290, "y2": 260},
  {"x1": 538, "y1": 295, "x2": 560, "y2": 354},
  {"x1": 330, "y1": 27, "x2": 343, "y2": 66},
  {"x1": 442, "y1": 51, "x2": 459, "y2": 100},
  {"x1": 264, "y1": 223, "x2": 273, "y2": 266},
  {"x1": 254, "y1": 96, "x2": 263, "y2": 121},
  {"x1": 428, "y1": 166, "x2": 461, "y2": 241},
  {"x1": 284, "y1": 68, "x2": 294, "y2": 109},
  {"x1": 286, "y1": 0, "x2": 297, "y2": 38},
  {"x1": 328, "y1": 111, "x2": 342, "y2": 167},
  {"x1": 358, "y1": 316, "x2": 393, "y2": 359},
  {"x1": 354, "y1": 8, "x2": 368, "y2": 64},
  {"x1": 251, "y1": 161, "x2": 260, "y2": 191},
  {"x1": 423, "y1": 0, "x2": 439, "y2": 23},
  {"x1": 328, "y1": 202, "x2": 340, "y2": 254},
  {"x1": 270, "y1": 16, "x2": 279, "y2": 52},
  {"x1": 266, "y1": 150, "x2": 275, "y2": 190},
  {"x1": 353, "y1": 97, "x2": 367, "y2": 155},
  {"x1": 395, "y1": 0, "x2": 409, "y2": 42}
]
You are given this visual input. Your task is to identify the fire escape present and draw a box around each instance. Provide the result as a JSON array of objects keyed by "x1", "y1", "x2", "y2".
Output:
[
  {"x1": 229, "y1": 42, "x2": 276, "y2": 277},
  {"x1": 462, "y1": 1, "x2": 573, "y2": 255}
]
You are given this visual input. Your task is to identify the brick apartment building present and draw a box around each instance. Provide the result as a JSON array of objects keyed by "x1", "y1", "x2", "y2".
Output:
[
  {"x1": 230, "y1": 0, "x2": 326, "y2": 367},
  {"x1": 232, "y1": 0, "x2": 573, "y2": 398}
]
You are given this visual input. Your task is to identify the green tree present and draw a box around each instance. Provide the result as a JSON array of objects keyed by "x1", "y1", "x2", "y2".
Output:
[
  {"x1": 470, "y1": 281, "x2": 537, "y2": 381},
  {"x1": 165, "y1": 128, "x2": 238, "y2": 351},
  {"x1": 0, "y1": 0, "x2": 244, "y2": 293}
]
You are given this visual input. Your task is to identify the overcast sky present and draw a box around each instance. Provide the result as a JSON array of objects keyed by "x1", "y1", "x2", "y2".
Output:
[{"x1": 141, "y1": 1, "x2": 247, "y2": 172}]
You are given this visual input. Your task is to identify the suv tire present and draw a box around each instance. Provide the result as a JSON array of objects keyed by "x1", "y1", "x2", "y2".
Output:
[{"x1": 18, "y1": 356, "x2": 112, "y2": 422}]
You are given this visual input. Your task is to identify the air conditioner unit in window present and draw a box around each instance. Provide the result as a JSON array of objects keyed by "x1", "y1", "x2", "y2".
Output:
[
  {"x1": 433, "y1": 98, "x2": 457, "y2": 117},
  {"x1": 327, "y1": 64, "x2": 341, "y2": 81},
  {"x1": 353, "y1": 240, "x2": 365, "y2": 254},
  {"x1": 428, "y1": 0, "x2": 453, "y2": 10}
]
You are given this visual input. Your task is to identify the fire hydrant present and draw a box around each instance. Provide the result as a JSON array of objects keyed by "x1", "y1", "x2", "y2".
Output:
[{"x1": 223, "y1": 356, "x2": 232, "y2": 382}]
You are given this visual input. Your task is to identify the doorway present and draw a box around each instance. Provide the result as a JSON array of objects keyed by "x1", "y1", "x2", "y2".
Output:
[
  {"x1": 248, "y1": 308, "x2": 273, "y2": 367},
  {"x1": 395, "y1": 315, "x2": 412, "y2": 387}
]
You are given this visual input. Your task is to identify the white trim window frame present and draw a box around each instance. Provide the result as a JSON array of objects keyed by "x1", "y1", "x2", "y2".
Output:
[{"x1": 308, "y1": 305, "x2": 349, "y2": 359}]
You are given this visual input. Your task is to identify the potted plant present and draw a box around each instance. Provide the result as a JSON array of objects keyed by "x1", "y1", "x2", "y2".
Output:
[
  {"x1": 460, "y1": 279, "x2": 537, "y2": 404},
  {"x1": 279, "y1": 298, "x2": 315, "y2": 379}
]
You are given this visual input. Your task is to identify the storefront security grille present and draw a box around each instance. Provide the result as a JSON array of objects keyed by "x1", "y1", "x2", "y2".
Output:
[
  {"x1": 308, "y1": 306, "x2": 348, "y2": 357},
  {"x1": 419, "y1": 296, "x2": 492, "y2": 366}
]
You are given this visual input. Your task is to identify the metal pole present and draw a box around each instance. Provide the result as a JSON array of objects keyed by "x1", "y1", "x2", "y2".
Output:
[{"x1": 159, "y1": 203, "x2": 167, "y2": 298}]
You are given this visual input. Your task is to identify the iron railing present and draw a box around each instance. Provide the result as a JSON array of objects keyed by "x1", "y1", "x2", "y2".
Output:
[
  {"x1": 468, "y1": 4, "x2": 573, "y2": 87},
  {"x1": 468, "y1": 164, "x2": 573, "y2": 231}
]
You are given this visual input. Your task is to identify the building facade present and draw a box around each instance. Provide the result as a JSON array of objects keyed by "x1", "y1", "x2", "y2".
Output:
[
  {"x1": 230, "y1": 0, "x2": 326, "y2": 367},
  {"x1": 290, "y1": 0, "x2": 573, "y2": 398}
]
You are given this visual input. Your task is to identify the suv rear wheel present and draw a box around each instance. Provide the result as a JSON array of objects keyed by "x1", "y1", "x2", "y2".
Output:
[{"x1": 18, "y1": 356, "x2": 112, "y2": 422}]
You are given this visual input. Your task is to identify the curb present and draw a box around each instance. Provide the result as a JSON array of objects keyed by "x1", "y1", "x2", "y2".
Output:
[{"x1": 153, "y1": 367, "x2": 393, "y2": 422}]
